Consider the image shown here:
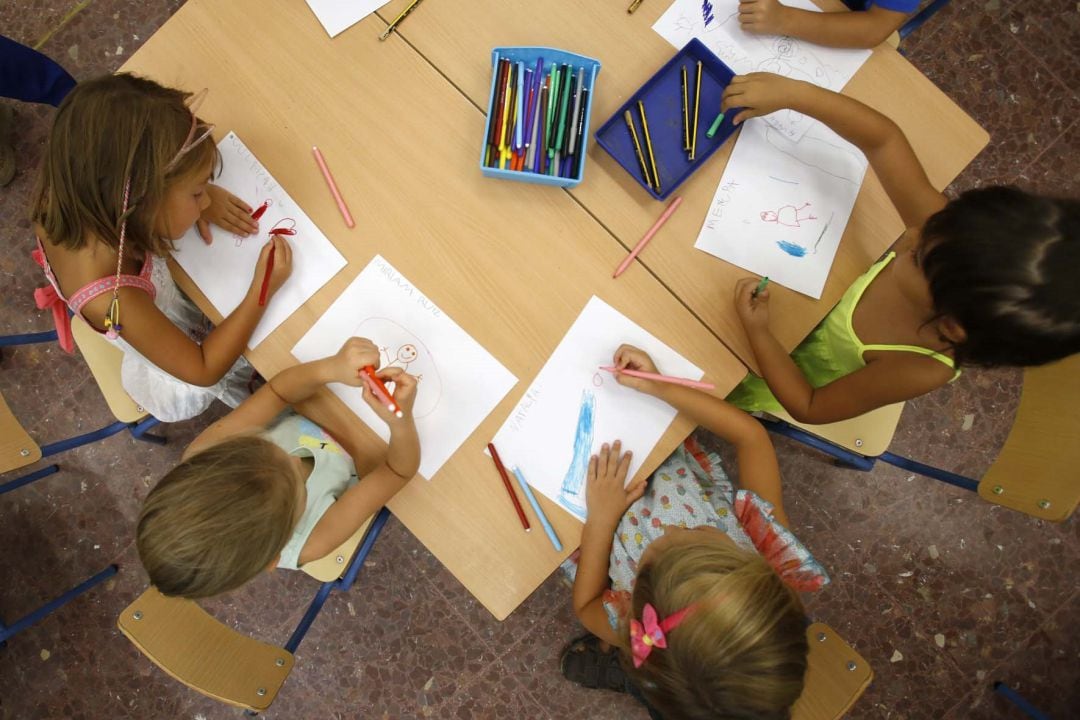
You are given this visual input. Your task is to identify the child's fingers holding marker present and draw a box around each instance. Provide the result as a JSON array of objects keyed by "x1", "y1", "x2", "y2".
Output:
[
  {"x1": 377, "y1": 366, "x2": 418, "y2": 417},
  {"x1": 734, "y1": 277, "x2": 771, "y2": 331}
]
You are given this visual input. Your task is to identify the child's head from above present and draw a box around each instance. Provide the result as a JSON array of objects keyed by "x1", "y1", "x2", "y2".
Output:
[
  {"x1": 136, "y1": 436, "x2": 305, "y2": 599},
  {"x1": 31, "y1": 73, "x2": 220, "y2": 257},
  {"x1": 900, "y1": 187, "x2": 1080, "y2": 368},
  {"x1": 625, "y1": 526, "x2": 808, "y2": 720}
]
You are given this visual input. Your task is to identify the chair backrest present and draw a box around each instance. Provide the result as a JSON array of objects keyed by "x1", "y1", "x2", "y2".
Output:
[
  {"x1": 774, "y1": 402, "x2": 905, "y2": 457},
  {"x1": 70, "y1": 316, "x2": 146, "y2": 424},
  {"x1": 0, "y1": 390, "x2": 41, "y2": 474},
  {"x1": 300, "y1": 514, "x2": 375, "y2": 582},
  {"x1": 793, "y1": 622, "x2": 873, "y2": 720},
  {"x1": 118, "y1": 586, "x2": 294, "y2": 712},
  {"x1": 979, "y1": 355, "x2": 1080, "y2": 522}
]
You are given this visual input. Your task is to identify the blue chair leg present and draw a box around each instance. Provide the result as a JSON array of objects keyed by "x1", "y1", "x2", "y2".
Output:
[
  {"x1": 899, "y1": 0, "x2": 951, "y2": 39},
  {"x1": 39, "y1": 420, "x2": 134, "y2": 457},
  {"x1": 129, "y1": 417, "x2": 167, "y2": 446},
  {"x1": 756, "y1": 418, "x2": 878, "y2": 471},
  {"x1": 0, "y1": 330, "x2": 59, "y2": 348},
  {"x1": 0, "y1": 463, "x2": 60, "y2": 496},
  {"x1": 877, "y1": 452, "x2": 979, "y2": 493},
  {"x1": 992, "y1": 682, "x2": 1051, "y2": 720},
  {"x1": 0, "y1": 564, "x2": 118, "y2": 646},
  {"x1": 283, "y1": 508, "x2": 392, "y2": 655}
]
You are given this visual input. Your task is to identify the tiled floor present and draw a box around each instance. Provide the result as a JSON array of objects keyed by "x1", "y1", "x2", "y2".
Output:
[{"x1": 1, "y1": 1, "x2": 1077, "y2": 718}]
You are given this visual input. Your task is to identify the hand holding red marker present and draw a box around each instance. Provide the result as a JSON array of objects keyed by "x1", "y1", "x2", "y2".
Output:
[{"x1": 359, "y1": 365, "x2": 405, "y2": 418}]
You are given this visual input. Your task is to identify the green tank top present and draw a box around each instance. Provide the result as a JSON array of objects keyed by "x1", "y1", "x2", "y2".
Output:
[{"x1": 726, "y1": 252, "x2": 958, "y2": 414}]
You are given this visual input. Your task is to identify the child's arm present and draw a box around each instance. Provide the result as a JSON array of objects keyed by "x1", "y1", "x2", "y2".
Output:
[
  {"x1": 732, "y1": 279, "x2": 955, "y2": 423},
  {"x1": 573, "y1": 441, "x2": 647, "y2": 646},
  {"x1": 738, "y1": 0, "x2": 907, "y2": 49},
  {"x1": 722, "y1": 73, "x2": 947, "y2": 227},
  {"x1": 297, "y1": 367, "x2": 420, "y2": 565},
  {"x1": 184, "y1": 336, "x2": 381, "y2": 459},
  {"x1": 196, "y1": 185, "x2": 259, "y2": 244},
  {"x1": 82, "y1": 235, "x2": 293, "y2": 388},
  {"x1": 612, "y1": 345, "x2": 789, "y2": 527}
]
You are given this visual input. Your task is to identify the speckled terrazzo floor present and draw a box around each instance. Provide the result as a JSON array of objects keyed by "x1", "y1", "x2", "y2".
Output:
[{"x1": 1, "y1": 1, "x2": 1077, "y2": 718}]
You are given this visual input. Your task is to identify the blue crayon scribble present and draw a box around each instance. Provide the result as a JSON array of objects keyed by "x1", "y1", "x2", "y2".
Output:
[
  {"x1": 702, "y1": 0, "x2": 715, "y2": 26},
  {"x1": 558, "y1": 390, "x2": 596, "y2": 518},
  {"x1": 776, "y1": 240, "x2": 808, "y2": 257}
]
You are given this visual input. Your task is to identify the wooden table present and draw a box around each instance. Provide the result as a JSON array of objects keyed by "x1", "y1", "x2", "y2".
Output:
[
  {"x1": 122, "y1": 0, "x2": 748, "y2": 620},
  {"x1": 374, "y1": 0, "x2": 990, "y2": 370}
]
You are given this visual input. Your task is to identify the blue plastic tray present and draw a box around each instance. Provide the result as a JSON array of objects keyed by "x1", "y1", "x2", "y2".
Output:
[
  {"x1": 480, "y1": 47, "x2": 601, "y2": 188},
  {"x1": 595, "y1": 38, "x2": 737, "y2": 200}
]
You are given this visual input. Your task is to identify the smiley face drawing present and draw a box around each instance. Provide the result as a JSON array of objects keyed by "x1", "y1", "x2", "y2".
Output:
[{"x1": 352, "y1": 317, "x2": 442, "y2": 419}]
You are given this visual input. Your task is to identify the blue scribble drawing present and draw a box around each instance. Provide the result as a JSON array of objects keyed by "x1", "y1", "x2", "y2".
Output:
[
  {"x1": 701, "y1": 0, "x2": 715, "y2": 26},
  {"x1": 776, "y1": 240, "x2": 808, "y2": 257},
  {"x1": 558, "y1": 390, "x2": 596, "y2": 518}
]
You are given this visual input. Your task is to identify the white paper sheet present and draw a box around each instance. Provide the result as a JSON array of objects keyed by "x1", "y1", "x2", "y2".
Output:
[
  {"x1": 653, "y1": 0, "x2": 871, "y2": 141},
  {"x1": 173, "y1": 132, "x2": 347, "y2": 348},
  {"x1": 292, "y1": 255, "x2": 517, "y2": 480},
  {"x1": 304, "y1": 0, "x2": 391, "y2": 38},
  {"x1": 694, "y1": 117, "x2": 867, "y2": 298},
  {"x1": 490, "y1": 297, "x2": 703, "y2": 522}
]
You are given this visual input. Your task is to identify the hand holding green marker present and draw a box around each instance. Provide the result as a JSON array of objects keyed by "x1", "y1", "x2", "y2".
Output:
[{"x1": 752, "y1": 276, "x2": 769, "y2": 298}]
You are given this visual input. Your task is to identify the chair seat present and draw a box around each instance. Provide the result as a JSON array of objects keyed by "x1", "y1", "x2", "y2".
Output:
[
  {"x1": 0, "y1": 391, "x2": 42, "y2": 475},
  {"x1": 794, "y1": 622, "x2": 873, "y2": 720},
  {"x1": 300, "y1": 515, "x2": 375, "y2": 582},
  {"x1": 118, "y1": 586, "x2": 294, "y2": 712},
  {"x1": 70, "y1": 316, "x2": 147, "y2": 424},
  {"x1": 771, "y1": 402, "x2": 905, "y2": 457}
]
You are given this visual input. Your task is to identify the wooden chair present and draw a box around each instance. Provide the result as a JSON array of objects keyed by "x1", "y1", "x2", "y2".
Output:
[
  {"x1": 762, "y1": 402, "x2": 906, "y2": 471},
  {"x1": 0, "y1": 317, "x2": 165, "y2": 496},
  {"x1": 119, "y1": 508, "x2": 389, "y2": 714},
  {"x1": 794, "y1": 623, "x2": 873, "y2": 720}
]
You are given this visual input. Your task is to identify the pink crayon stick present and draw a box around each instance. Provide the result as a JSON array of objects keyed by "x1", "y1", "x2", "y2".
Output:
[
  {"x1": 312, "y1": 145, "x2": 355, "y2": 229},
  {"x1": 599, "y1": 365, "x2": 715, "y2": 391},
  {"x1": 613, "y1": 196, "x2": 683, "y2": 278}
]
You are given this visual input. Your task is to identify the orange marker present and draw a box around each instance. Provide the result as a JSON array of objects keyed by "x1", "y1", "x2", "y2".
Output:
[{"x1": 359, "y1": 365, "x2": 403, "y2": 418}]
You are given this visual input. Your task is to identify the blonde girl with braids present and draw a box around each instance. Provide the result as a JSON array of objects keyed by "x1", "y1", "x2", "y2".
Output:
[
  {"x1": 562, "y1": 345, "x2": 828, "y2": 720},
  {"x1": 30, "y1": 73, "x2": 290, "y2": 422}
]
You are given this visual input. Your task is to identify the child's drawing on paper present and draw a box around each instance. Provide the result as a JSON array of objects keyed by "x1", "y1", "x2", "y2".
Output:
[
  {"x1": 760, "y1": 202, "x2": 816, "y2": 227},
  {"x1": 353, "y1": 317, "x2": 443, "y2": 419},
  {"x1": 558, "y1": 390, "x2": 596, "y2": 518}
]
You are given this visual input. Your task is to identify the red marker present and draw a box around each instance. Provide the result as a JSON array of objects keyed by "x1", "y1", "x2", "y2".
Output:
[
  {"x1": 359, "y1": 366, "x2": 403, "y2": 418},
  {"x1": 487, "y1": 442, "x2": 530, "y2": 531},
  {"x1": 257, "y1": 241, "x2": 276, "y2": 307},
  {"x1": 251, "y1": 200, "x2": 271, "y2": 221}
]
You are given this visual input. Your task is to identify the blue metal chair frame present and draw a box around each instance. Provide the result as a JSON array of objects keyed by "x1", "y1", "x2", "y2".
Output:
[
  {"x1": 757, "y1": 417, "x2": 980, "y2": 493},
  {"x1": 0, "y1": 329, "x2": 60, "y2": 347},
  {"x1": 839, "y1": 0, "x2": 952, "y2": 39},
  {"x1": 993, "y1": 682, "x2": 1051, "y2": 720},
  {"x1": 1, "y1": 565, "x2": 118, "y2": 647}
]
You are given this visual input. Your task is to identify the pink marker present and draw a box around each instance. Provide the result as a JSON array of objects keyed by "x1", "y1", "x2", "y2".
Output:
[
  {"x1": 312, "y1": 145, "x2": 355, "y2": 229},
  {"x1": 613, "y1": 196, "x2": 683, "y2": 279},
  {"x1": 600, "y1": 365, "x2": 715, "y2": 391}
]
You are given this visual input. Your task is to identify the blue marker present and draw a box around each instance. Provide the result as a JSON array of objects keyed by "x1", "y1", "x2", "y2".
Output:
[{"x1": 513, "y1": 466, "x2": 563, "y2": 552}]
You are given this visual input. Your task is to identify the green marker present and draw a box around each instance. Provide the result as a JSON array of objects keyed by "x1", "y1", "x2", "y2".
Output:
[
  {"x1": 706, "y1": 112, "x2": 725, "y2": 138},
  {"x1": 752, "y1": 276, "x2": 769, "y2": 298}
]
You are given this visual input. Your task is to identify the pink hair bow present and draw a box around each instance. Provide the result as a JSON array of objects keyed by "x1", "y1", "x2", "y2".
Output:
[{"x1": 629, "y1": 603, "x2": 695, "y2": 668}]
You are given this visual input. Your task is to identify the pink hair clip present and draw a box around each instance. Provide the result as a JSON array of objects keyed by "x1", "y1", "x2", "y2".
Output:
[
  {"x1": 164, "y1": 87, "x2": 216, "y2": 173},
  {"x1": 629, "y1": 602, "x2": 696, "y2": 668}
]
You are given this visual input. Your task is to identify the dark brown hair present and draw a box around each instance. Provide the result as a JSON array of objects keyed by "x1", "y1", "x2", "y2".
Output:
[
  {"x1": 136, "y1": 436, "x2": 298, "y2": 599},
  {"x1": 31, "y1": 72, "x2": 219, "y2": 257},
  {"x1": 623, "y1": 542, "x2": 809, "y2": 720}
]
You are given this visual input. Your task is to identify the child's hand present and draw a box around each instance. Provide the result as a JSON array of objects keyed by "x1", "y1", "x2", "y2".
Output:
[
  {"x1": 251, "y1": 234, "x2": 293, "y2": 300},
  {"x1": 612, "y1": 344, "x2": 661, "y2": 395},
  {"x1": 361, "y1": 366, "x2": 418, "y2": 425},
  {"x1": 324, "y1": 337, "x2": 381, "y2": 386},
  {"x1": 721, "y1": 73, "x2": 803, "y2": 125},
  {"x1": 734, "y1": 277, "x2": 772, "y2": 333},
  {"x1": 738, "y1": 0, "x2": 789, "y2": 36},
  {"x1": 585, "y1": 440, "x2": 646, "y2": 528},
  {"x1": 198, "y1": 184, "x2": 258, "y2": 244}
]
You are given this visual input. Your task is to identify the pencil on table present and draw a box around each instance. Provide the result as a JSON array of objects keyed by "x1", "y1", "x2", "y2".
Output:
[
  {"x1": 681, "y1": 65, "x2": 690, "y2": 152},
  {"x1": 637, "y1": 100, "x2": 661, "y2": 193},
  {"x1": 624, "y1": 110, "x2": 651, "y2": 190},
  {"x1": 691, "y1": 60, "x2": 702, "y2": 161}
]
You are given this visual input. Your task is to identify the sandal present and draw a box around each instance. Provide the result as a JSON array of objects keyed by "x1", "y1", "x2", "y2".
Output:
[{"x1": 559, "y1": 633, "x2": 629, "y2": 693}]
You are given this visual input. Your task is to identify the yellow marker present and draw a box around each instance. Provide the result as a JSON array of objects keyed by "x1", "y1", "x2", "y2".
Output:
[
  {"x1": 637, "y1": 100, "x2": 661, "y2": 194},
  {"x1": 624, "y1": 110, "x2": 652, "y2": 190},
  {"x1": 691, "y1": 60, "x2": 702, "y2": 161}
]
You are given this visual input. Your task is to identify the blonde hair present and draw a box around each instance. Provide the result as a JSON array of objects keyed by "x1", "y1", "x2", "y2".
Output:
[
  {"x1": 31, "y1": 73, "x2": 219, "y2": 257},
  {"x1": 624, "y1": 542, "x2": 808, "y2": 720},
  {"x1": 136, "y1": 436, "x2": 298, "y2": 599}
]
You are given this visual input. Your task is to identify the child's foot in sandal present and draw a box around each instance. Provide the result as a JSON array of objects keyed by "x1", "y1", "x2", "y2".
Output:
[{"x1": 559, "y1": 634, "x2": 628, "y2": 692}]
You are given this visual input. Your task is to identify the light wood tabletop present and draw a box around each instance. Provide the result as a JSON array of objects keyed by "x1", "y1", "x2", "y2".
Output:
[
  {"x1": 373, "y1": 0, "x2": 990, "y2": 371},
  {"x1": 121, "y1": 0, "x2": 749, "y2": 620}
]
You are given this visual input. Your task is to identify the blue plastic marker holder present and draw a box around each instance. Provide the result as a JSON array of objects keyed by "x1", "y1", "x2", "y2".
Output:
[
  {"x1": 480, "y1": 47, "x2": 601, "y2": 189},
  {"x1": 595, "y1": 38, "x2": 737, "y2": 200}
]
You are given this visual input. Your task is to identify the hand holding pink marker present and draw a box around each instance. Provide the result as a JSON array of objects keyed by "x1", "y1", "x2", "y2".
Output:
[{"x1": 599, "y1": 364, "x2": 715, "y2": 391}]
